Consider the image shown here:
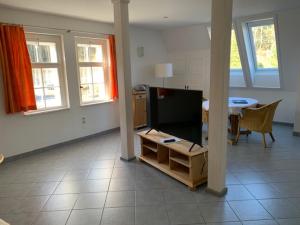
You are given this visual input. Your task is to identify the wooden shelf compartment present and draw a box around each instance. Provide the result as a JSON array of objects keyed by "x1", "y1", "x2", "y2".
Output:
[
  {"x1": 170, "y1": 150, "x2": 190, "y2": 168},
  {"x1": 157, "y1": 145, "x2": 169, "y2": 165},
  {"x1": 142, "y1": 138, "x2": 158, "y2": 153},
  {"x1": 170, "y1": 159, "x2": 190, "y2": 181}
]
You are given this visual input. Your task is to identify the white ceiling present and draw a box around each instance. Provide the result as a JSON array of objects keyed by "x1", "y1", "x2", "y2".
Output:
[{"x1": 1, "y1": 0, "x2": 300, "y2": 29}]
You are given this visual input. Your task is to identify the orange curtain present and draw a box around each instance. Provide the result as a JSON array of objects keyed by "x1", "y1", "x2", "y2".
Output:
[
  {"x1": 108, "y1": 35, "x2": 118, "y2": 100},
  {"x1": 0, "y1": 24, "x2": 36, "y2": 113}
]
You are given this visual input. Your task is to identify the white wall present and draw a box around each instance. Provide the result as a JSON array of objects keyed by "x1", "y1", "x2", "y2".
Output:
[
  {"x1": 130, "y1": 27, "x2": 168, "y2": 87},
  {"x1": 0, "y1": 6, "x2": 167, "y2": 157},
  {"x1": 162, "y1": 8, "x2": 300, "y2": 124},
  {"x1": 162, "y1": 25, "x2": 211, "y2": 97}
]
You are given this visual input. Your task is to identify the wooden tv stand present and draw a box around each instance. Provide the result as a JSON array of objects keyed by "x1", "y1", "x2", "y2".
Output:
[{"x1": 137, "y1": 130, "x2": 208, "y2": 190}]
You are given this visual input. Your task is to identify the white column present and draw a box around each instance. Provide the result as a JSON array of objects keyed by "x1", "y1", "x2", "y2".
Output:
[
  {"x1": 111, "y1": 0, "x2": 135, "y2": 160},
  {"x1": 207, "y1": 0, "x2": 233, "y2": 195}
]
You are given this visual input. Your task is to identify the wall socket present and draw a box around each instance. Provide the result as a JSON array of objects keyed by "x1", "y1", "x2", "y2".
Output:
[{"x1": 82, "y1": 117, "x2": 86, "y2": 124}]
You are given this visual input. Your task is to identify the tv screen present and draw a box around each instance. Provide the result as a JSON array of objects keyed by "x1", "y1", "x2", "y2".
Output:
[{"x1": 147, "y1": 87, "x2": 203, "y2": 146}]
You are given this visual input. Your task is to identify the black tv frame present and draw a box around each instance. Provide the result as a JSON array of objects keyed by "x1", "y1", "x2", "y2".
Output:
[{"x1": 146, "y1": 87, "x2": 203, "y2": 151}]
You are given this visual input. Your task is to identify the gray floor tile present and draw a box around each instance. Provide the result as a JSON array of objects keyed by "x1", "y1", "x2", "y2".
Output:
[
  {"x1": 15, "y1": 196, "x2": 50, "y2": 213},
  {"x1": 80, "y1": 179, "x2": 110, "y2": 193},
  {"x1": 63, "y1": 170, "x2": 90, "y2": 181},
  {"x1": 245, "y1": 183, "x2": 284, "y2": 199},
  {"x1": 229, "y1": 200, "x2": 273, "y2": 221},
  {"x1": 105, "y1": 191, "x2": 135, "y2": 207},
  {"x1": 109, "y1": 178, "x2": 136, "y2": 191},
  {"x1": 55, "y1": 181, "x2": 83, "y2": 194},
  {"x1": 101, "y1": 207, "x2": 134, "y2": 225},
  {"x1": 88, "y1": 169, "x2": 113, "y2": 179},
  {"x1": 198, "y1": 202, "x2": 239, "y2": 223},
  {"x1": 225, "y1": 185, "x2": 254, "y2": 201},
  {"x1": 33, "y1": 210, "x2": 71, "y2": 225},
  {"x1": 163, "y1": 190, "x2": 197, "y2": 204},
  {"x1": 0, "y1": 213, "x2": 38, "y2": 225},
  {"x1": 92, "y1": 160, "x2": 115, "y2": 169},
  {"x1": 112, "y1": 167, "x2": 136, "y2": 179},
  {"x1": 74, "y1": 192, "x2": 107, "y2": 209},
  {"x1": 66, "y1": 209, "x2": 102, "y2": 225},
  {"x1": 136, "y1": 190, "x2": 165, "y2": 206},
  {"x1": 27, "y1": 182, "x2": 59, "y2": 196},
  {"x1": 259, "y1": 199, "x2": 300, "y2": 219},
  {"x1": 135, "y1": 177, "x2": 165, "y2": 190},
  {"x1": 233, "y1": 172, "x2": 270, "y2": 184},
  {"x1": 166, "y1": 203, "x2": 204, "y2": 224},
  {"x1": 242, "y1": 220, "x2": 278, "y2": 225},
  {"x1": 226, "y1": 173, "x2": 241, "y2": 185},
  {"x1": 277, "y1": 218, "x2": 300, "y2": 225},
  {"x1": 206, "y1": 222, "x2": 242, "y2": 225},
  {"x1": 136, "y1": 205, "x2": 170, "y2": 225},
  {"x1": 42, "y1": 194, "x2": 78, "y2": 211}
]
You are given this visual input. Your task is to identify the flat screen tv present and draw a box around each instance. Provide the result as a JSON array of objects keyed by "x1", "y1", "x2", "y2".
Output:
[{"x1": 147, "y1": 87, "x2": 203, "y2": 150}]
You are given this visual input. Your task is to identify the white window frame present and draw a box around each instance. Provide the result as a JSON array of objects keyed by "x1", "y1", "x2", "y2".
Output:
[
  {"x1": 242, "y1": 16, "x2": 281, "y2": 88},
  {"x1": 247, "y1": 18, "x2": 280, "y2": 74},
  {"x1": 75, "y1": 36, "x2": 110, "y2": 106},
  {"x1": 25, "y1": 32, "x2": 69, "y2": 114}
]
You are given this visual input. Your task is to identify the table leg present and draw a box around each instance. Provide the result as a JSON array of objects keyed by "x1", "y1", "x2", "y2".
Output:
[{"x1": 229, "y1": 115, "x2": 239, "y2": 135}]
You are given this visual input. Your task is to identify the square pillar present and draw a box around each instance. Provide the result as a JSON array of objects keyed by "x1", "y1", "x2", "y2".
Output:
[
  {"x1": 207, "y1": 0, "x2": 233, "y2": 195},
  {"x1": 112, "y1": 0, "x2": 135, "y2": 160}
]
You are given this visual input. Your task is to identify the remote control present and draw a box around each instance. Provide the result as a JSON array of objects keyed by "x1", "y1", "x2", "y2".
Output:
[{"x1": 164, "y1": 139, "x2": 176, "y2": 143}]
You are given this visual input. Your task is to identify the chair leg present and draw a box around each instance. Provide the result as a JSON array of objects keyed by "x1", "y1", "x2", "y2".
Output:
[
  {"x1": 262, "y1": 133, "x2": 267, "y2": 148},
  {"x1": 269, "y1": 132, "x2": 275, "y2": 142},
  {"x1": 235, "y1": 127, "x2": 241, "y2": 144}
]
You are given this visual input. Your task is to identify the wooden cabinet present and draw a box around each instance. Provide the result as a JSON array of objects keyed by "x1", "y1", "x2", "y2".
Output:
[
  {"x1": 132, "y1": 91, "x2": 147, "y2": 129},
  {"x1": 138, "y1": 130, "x2": 208, "y2": 190}
]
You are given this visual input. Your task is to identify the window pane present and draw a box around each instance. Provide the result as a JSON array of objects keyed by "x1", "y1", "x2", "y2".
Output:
[
  {"x1": 230, "y1": 29, "x2": 242, "y2": 70},
  {"x1": 38, "y1": 42, "x2": 57, "y2": 63},
  {"x1": 250, "y1": 23, "x2": 278, "y2": 69},
  {"x1": 77, "y1": 45, "x2": 88, "y2": 62},
  {"x1": 93, "y1": 84, "x2": 106, "y2": 101},
  {"x1": 79, "y1": 67, "x2": 93, "y2": 84},
  {"x1": 89, "y1": 45, "x2": 103, "y2": 62},
  {"x1": 80, "y1": 84, "x2": 94, "y2": 102},
  {"x1": 44, "y1": 87, "x2": 62, "y2": 108},
  {"x1": 92, "y1": 67, "x2": 104, "y2": 84},
  {"x1": 32, "y1": 69, "x2": 43, "y2": 88},
  {"x1": 27, "y1": 42, "x2": 38, "y2": 63},
  {"x1": 42, "y1": 68, "x2": 60, "y2": 88},
  {"x1": 34, "y1": 88, "x2": 45, "y2": 109}
]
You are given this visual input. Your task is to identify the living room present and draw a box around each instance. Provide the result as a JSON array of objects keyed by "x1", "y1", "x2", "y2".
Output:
[{"x1": 1, "y1": 0, "x2": 300, "y2": 225}]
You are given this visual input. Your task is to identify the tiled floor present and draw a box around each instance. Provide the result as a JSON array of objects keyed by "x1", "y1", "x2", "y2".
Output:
[{"x1": 1, "y1": 125, "x2": 300, "y2": 225}]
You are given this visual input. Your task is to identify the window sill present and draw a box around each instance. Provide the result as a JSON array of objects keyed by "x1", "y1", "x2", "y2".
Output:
[
  {"x1": 80, "y1": 99, "x2": 116, "y2": 107},
  {"x1": 24, "y1": 106, "x2": 70, "y2": 116}
]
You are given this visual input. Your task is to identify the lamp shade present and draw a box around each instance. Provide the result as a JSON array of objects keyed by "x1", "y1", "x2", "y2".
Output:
[{"x1": 155, "y1": 63, "x2": 173, "y2": 78}]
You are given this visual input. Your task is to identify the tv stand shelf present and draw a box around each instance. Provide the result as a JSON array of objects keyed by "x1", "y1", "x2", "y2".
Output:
[{"x1": 138, "y1": 130, "x2": 208, "y2": 190}]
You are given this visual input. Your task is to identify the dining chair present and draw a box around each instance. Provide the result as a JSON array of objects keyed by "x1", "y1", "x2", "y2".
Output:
[{"x1": 235, "y1": 99, "x2": 282, "y2": 148}]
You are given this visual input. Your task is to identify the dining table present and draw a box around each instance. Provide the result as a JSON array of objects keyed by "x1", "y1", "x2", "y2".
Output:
[{"x1": 202, "y1": 97, "x2": 259, "y2": 143}]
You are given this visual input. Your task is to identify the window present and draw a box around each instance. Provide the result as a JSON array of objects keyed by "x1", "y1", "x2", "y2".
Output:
[
  {"x1": 245, "y1": 18, "x2": 280, "y2": 88},
  {"x1": 75, "y1": 37, "x2": 110, "y2": 105},
  {"x1": 230, "y1": 29, "x2": 242, "y2": 71},
  {"x1": 230, "y1": 28, "x2": 246, "y2": 87},
  {"x1": 248, "y1": 19, "x2": 279, "y2": 71},
  {"x1": 26, "y1": 33, "x2": 68, "y2": 111}
]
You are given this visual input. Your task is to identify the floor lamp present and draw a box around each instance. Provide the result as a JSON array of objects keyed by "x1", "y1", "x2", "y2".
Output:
[{"x1": 155, "y1": 63, "x2": 173, "y2": 87}]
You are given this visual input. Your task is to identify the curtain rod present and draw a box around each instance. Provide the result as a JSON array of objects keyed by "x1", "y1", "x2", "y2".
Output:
[{"x1": 0, "y1": 22, "x2": 113, "y2": 36}]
